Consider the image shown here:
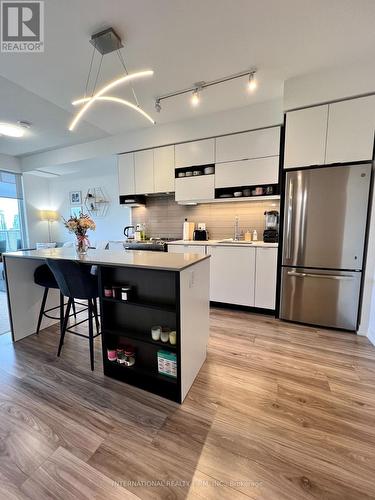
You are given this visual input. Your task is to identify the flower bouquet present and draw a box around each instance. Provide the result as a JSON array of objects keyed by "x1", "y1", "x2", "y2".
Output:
[{"x1": 63, "y1": 212, "x2": 96, "y2": 255}]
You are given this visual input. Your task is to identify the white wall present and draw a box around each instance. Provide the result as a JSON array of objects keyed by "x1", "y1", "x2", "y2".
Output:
[
  {"x1": 0, "y1": 153, "x2": 21, "y2": 173},
  {"x1": 22, "y1": 173, "x2": 51, "y2": 246},
  {"x1": 48, "y1": 157, "x2": 131, "y2": 244},
  {"x1": 358, "y1": 187, "x2": 375, "y2": 338},
  {"x1": 284, "y1": 58, "x2": 375, "y2": 110},
  {"x1": 20, "y1": 99, "x2": 283, "y2": 171},
  {"x1": 366, "y1": 278, "x2": 375, "y2": 345}
]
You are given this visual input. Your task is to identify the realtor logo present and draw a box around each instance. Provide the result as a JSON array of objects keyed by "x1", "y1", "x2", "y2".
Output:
[{"x1": 1, "y1": 1, "x2": 44, "y2": 52}]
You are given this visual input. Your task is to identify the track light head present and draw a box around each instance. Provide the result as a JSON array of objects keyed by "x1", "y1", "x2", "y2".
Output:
[
  {"x1": 155, "y1": 99, "x2": 161, "y2": 112},
  {"x1": 248, "y1": 71, "x2": 257, "y2": 92},
  {"x1": 191, "y1": 87, "x2": 201, "y2": 107}
]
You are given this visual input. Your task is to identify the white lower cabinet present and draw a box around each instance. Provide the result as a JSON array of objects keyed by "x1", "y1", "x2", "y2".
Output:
[
  {"x1": 255, "y1": 247, "x2": 278, "y2": 309},
  {"x1": 168, "y1": 244, "x2": 206, "y2": 254},
  {"x1": 208, "y1": 246, "x2": 256, "y2": 306},
  {"x1": 169, "y1": 244, "x2": 278, "y2": 309}
]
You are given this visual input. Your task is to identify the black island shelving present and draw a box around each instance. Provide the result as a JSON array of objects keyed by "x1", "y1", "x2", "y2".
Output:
[{"x1": 98, "y1": 254, "x2": 210, "y2": 403}]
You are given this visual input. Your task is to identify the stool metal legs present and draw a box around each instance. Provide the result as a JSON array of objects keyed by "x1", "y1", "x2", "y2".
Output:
[
  {"x1": 36, "y1": 288, "x2": 49, "y2": 335},
  {"x1": 57, "y1": 297, "x2": 100, "y2": 371}
]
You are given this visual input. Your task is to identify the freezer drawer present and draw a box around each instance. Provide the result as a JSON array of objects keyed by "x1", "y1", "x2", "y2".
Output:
[{"x1": 280, "y1": 267, "x2": 361, "y2": 330}]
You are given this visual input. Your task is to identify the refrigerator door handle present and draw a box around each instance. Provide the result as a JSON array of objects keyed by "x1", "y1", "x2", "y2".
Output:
[
  {"x1": 286, "y1": 178, "x2": 294, "y2": 260},
  {"x1": 287, "y1": 271, "x2": 355, "y2": 281}
]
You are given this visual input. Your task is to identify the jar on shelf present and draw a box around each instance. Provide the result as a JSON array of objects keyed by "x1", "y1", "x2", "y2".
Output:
[
  {"x1": 116, "y1": 348, "x2": 125, "y2": 364},
  {"x1": 112, "y1": 286, "x2": 120, "y2": 299},
  {"x1": 151, "y1": 325, "x2": 161, "y2": 341},
  {"x1": 160, "y1": 327, "x2": 171, "y2": 343},
  {"x1": 104, "y1": 286, "x2": 113, "y2": 298},
  {"x1": 121, "y1": 285, "x2": 132, "y2": 301},
  {"x1": 124, "y1": 347, "x2": 136, "y2": 367},
  {"x1": 107, "y1": 349, "x2": 117, "y2": 362},
  {"x1": 169, "y1": 330, "x2": 177, "y2": 345}
]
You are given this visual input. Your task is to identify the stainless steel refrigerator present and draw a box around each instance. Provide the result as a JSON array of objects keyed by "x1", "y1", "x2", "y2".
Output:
[{"x1": 280, "y1": 163, "x2": 372, "y2": 331}]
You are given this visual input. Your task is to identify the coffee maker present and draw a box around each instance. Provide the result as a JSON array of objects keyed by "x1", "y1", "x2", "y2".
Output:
[{"x1": 263, "y1": 210, "x2": 279, "y2": 243}]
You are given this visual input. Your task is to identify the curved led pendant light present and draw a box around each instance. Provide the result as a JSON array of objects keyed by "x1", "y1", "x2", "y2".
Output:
[
  {"x1": 72, "y1": 95, "x2": 155, "y2": 124},
  {"x1": 69, "y1": 70, "x2": 154, "y2": 131},
  {"x1": 69, "y1": 28, "x2": 155, "y2": 131}
]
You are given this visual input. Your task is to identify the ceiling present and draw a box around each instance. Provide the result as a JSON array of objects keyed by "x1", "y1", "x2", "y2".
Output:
[{"x1": 1, "y1": 0, "x2": 375, "y2": 157}]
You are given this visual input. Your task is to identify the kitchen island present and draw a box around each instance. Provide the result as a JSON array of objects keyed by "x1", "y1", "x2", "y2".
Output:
[{"x1": 3, "y1": 248, "x2": 210, "y2": 402}]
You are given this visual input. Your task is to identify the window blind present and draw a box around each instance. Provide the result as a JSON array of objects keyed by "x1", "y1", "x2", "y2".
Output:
[{"x1": 0, "y1": 171, "x2": 23, "y2": 199}]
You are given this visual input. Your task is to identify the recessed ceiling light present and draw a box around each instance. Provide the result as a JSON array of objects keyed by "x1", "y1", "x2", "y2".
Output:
[{"x1": 0, "y1": 122, "x2": 27, "y2": 138}]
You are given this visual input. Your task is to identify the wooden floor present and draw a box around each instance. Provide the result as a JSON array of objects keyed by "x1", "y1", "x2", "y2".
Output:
[{"x1": 1, "y1": 308, "x2": 375, "y2": 499}]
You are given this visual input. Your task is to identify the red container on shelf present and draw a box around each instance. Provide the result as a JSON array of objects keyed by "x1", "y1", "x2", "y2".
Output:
[{"x1": 107, "y1": 349, "x2": 117, "y2": 362}]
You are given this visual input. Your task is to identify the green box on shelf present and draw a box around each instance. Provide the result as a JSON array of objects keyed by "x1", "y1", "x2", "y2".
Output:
[{"x1": 157, "y1": 350, "x2": 177, "y2": 378}]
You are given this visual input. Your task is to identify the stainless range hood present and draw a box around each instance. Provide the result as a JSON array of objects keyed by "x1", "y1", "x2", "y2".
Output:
[{"x1": 119, "y1": 195, "x2": 146, "y2": 207}]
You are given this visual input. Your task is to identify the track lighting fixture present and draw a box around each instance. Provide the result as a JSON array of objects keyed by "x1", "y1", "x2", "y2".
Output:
[
  {"x1": 248, "y1": 72, "x2": 257, "y2": 92},
  {"x1": 155, "y1": 68, "x2": 257, "y2": 112}
]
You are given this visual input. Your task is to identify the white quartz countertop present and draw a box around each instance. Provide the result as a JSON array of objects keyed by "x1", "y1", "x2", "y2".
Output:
[
  {"x1": 4, "y1": 248, "x2": 210, "y2": 271},
  {"x1": 168, "y1": 239, "x2": 278, "y2": 248}
]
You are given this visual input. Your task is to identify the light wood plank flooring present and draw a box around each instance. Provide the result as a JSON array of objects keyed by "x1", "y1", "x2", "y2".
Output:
[{"x1": 0, "y1": 308, "x2": 375, "y2": 499}]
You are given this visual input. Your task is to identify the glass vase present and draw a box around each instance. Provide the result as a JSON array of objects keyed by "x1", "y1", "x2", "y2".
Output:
[{"x1": 75, "y1": 236, "x2": 89, "y2": 256}]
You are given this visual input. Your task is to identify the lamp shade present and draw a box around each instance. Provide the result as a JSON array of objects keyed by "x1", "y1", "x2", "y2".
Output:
[{"x1": 40, "y1": 210, "x2": 59, "y2": 222}]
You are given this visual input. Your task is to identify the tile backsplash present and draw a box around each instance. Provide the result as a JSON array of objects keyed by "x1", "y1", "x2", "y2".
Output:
[{"x1": 131, "y1": 195, "x2": 280, "y2": 240}]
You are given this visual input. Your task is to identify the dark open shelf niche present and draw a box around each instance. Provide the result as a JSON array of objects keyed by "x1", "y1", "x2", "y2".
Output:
[
  {"x1": 103, "y1": 327, "x2": 177, "y2": 350},
  {"x1": 215, "y1": 182, "x2": 280, "y2": 199},
  {"x1": 105, "y1": 358, "x2": 177, "y2": 383},
  {"x1": 101, "y1": 295, "x2": 176, "y2": 313},
  {"x1": 175, "y1": 163, "x2": 215, "y2": 178},
  {"x1": 103, "y1": 360, "x2": 179, "y2": 402},
  {"x1": 99, "y1": 265, "x2": 181, "y2": 403}
]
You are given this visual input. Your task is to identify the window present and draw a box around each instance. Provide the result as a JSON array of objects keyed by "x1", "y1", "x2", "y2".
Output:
[{"x1": 0, "y1": 171, "x2": 26, "y2": 253}]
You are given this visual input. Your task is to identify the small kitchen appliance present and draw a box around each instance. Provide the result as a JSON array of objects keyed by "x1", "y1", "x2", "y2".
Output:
[
  {"x1": 263, "y1": 210, "x2": 279, "y2": 243},
  {"x1": 193, "y1": 222, "x2": 208, "y2": 241}
]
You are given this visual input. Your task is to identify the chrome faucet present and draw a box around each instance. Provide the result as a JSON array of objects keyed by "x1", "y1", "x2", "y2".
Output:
[{"x1": 234, "y1": 216, "x2": 240, "y2": 241}]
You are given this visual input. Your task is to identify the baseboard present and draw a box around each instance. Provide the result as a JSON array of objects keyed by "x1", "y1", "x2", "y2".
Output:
[
  {"x1": 367, "y1": 328, "x2": 375, "y2": 346},
  {"x1": 210, "y1": 301, "x2": 275, "y2": 316}
]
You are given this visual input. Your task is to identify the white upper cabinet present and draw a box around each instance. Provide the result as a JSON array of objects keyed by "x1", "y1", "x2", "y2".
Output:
[
  {"x1": 215, "y1": 157, "x2": 279, "y2": 189},
  {"x1": 154, "y1": 145, "x2": 175, "y2": 193},
  {"x1": 255, "y1": 247, "x2": 278, "y2": 309},
  {"x1": 134, "y1": 149, "x2": 154, "y2": 195},
  {"x1": 284, "y1": 105, "x2": 328, "y2": 169},
  {"x1": 216, "y1": 127, "x2": 280, "y2": 163},
  {"x1": 325, "y1": 95, "x2": 375, "y2": 164},
  {"x1": 175, "y1": 175, "x2": 215, "y2": 202},
  {"x1": 118, "y1": 153, "x2": 135, "y2": 195},
  {"x1": 175, "y1": 138, "x2": 215, "y2": 168}
]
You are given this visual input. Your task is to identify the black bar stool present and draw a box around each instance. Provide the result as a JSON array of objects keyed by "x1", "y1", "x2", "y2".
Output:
[
  {"x1": 46, "y1": 259, "x2": 100, "y2": 371},
  {"x1": 34, "y1": 264, "x2": 77, "y2": 335}
]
